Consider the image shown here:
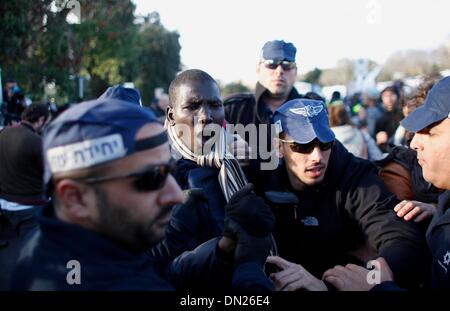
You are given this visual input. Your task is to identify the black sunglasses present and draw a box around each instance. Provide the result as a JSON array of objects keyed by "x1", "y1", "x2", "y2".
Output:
[
  {"x1": 280, "y1": 138, "x2": 334, "y2": 154},
  {"x1": 76, "y1": 159, "x2": 177, "y2": 192},
  {"x1": 262, "y1": 59, "x2": 296, "y2": 71}
]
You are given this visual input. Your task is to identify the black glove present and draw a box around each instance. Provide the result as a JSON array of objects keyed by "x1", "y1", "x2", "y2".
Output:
[
  {"x1": 223, "y1": 183, "x2": 275, "y2": 240},
  {"x1": 227, "y1": 219, "x2": 272, "y2": 266}
]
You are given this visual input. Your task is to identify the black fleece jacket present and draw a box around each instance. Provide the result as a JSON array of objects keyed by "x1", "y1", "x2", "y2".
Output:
[{"x1": 257, "y1": 141, "x2": 429, "y2": 288}]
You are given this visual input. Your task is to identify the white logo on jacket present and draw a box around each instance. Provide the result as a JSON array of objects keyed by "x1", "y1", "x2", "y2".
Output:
[
  {"x1": 443, "y1": 251, "x2": 450, "y2": 266},
  {"x1": 301, "y1": 216, "x2": 319, "y2": 226},
  {"x1": 437, "y1": 250, "x2": 450, "y2": 274}
]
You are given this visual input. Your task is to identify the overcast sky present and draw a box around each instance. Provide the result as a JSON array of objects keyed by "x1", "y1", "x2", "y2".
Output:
[{"x1": 133, "y1": 0, "x2": 450, "y2": 85}]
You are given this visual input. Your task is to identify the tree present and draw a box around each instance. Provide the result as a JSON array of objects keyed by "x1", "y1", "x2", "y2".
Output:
[
  {"x1": 0, "y1": 0, "x2": 70, "y2": 100},
  {"x1": 1, "y1": 2, "x2": 181, "y2": 104},
  {"x1": 129, "y1": 17, "x2": 181, "y2": 105},
  {"x1": 69, "y1": 0, "x2": 138, "y2": 97},
  {"x1": 220, "y1": 81, "x2": 251, "y2": 97},
  {"x1": 435, "y1": 37, "x2": 450, "y2": 70},
  {"x1": 303, "y1": 67, "x2": 322, "y2": 85},
  {"x1": 378, "y1": 50, "x2": 435, "y2": 81}
]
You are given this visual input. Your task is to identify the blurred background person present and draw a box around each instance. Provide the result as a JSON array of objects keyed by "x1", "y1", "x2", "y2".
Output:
[
  {"x1": 375, "y1": 86, "x2": 404, "y2": 152},
  {"x1": 328, "y1": 101, "x2": 383, "y2": 161},
  {"x1": 1, "y1": 79, "x2": 26, "y2": 126}
]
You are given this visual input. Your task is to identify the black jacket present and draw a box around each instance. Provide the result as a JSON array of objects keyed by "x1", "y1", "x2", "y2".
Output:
[
  {"x1": 11, "y1": 204, "x2": 272, "y2": 291},
  {"x1": 224, "y1": 83, "x2": 303, "y2": 189},
  {"x1": 0, "y1": 123, "x2": 46, "y2": 205},
  {"x1": 11, "y1": 205, "x2": 175, "y2": 290},
  {"x1": 151, "y1": 159, "x2": 227, "y2": 262},
  {"x1": 426, "y1": 190, "x2": 450, "y2": 288},
  {"x1": 0, "y1": 206, "x2": 41, "y2": 290},
  {"x1": 224, "y1": 82, "x2": 302, "y2": 130},
  {"x1": 374, "y1": 190, "x2": 450, "y2": 290},
  {"x1": 257, "y1": 141, "x2": 429, "y2": 288}
]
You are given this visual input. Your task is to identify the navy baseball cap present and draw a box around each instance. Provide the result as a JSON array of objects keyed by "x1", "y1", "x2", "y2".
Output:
[
  {"x1": 274, "y1": 99, "x2": 335, "y2": 144},
  {"x1": 43, "y1": 98, "x2": 163, "y2": 183},
  {"x1": 99, "y1": 84, "x2": 143, "y2": 107},
  {"x1": 261, "y1": 40, "x2": 297, "y2": 62},
  {"x1": 401, "y1": 76, "x2": 450, "y2": 132}
]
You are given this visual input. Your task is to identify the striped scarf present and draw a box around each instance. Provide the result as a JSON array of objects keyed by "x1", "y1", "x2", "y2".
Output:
[{"x1": 167, "y1": 124, "x2": 248, "y2": 202}]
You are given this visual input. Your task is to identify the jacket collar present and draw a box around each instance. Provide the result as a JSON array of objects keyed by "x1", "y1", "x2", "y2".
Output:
[
  {"x1": 20, "y1": 121, "x2": 36, "y2": 133},
  {"x1": 37, "y1": 203, "x2": 151, "y2": 262},
  {"x1": 254, "y1": 82, "x2": 301, "y2": 124},
  {"x1": 427, "y1": 190, "x2": 450, "y2": 239}
]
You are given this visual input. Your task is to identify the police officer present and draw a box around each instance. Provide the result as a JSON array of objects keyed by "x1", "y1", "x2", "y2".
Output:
[
  {"x1": 10, "y1": 98, "x2": 273, "y2": 290},
  {"x1": 223, "y1": 40, "x2": 304, "y2": 185},
  {"x1": 260, "y1": 98, "x2": 428, "y2": 290},
  {"x1": 224, "y1": 40, "x2": 302, "y2": 129},
  {"x1": 324, "y1": 76, "x2": 450, "y2": 290},
  {"x1": 150, "y1": 69, "x2": 275, "y2": 290}
]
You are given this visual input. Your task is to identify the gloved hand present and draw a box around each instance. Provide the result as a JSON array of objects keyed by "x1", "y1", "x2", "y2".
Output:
[
  {"x1": 223, "y1": 184, "x2": 275, "y2": 240},
  {"x1": 227, "y1": 219, "x2": 272, "y2": 266}
]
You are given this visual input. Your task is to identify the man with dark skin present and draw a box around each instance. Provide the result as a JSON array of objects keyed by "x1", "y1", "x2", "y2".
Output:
[
  {"x1": 10, "y1": 97, "x2": 273, "y2": 291},
  {"x1": 151, "y1": 70, "x2": 274, "y2": 284},
  {"x1": 167, "y1": 70, "x2": 225, "y2": 155}
]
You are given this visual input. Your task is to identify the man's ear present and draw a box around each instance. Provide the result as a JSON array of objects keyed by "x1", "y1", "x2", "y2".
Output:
[
  {"x1": 166, "y1": 106, "x2": 175, "y2": 126},
  {"x1": 55, "y1": 180, "x2": 97, "y2": 223},
  {"x1": 273, "y1": 137, "x2": 284, "y2": 159},
  {"x1": 35, "y1": 116, "x2": 45, "y2": 129}
]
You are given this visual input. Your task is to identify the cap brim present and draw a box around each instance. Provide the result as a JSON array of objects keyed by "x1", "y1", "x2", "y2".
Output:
[
  {"x1": 401, "y1": 105, "x2": 446, "y2": 133},
  {"x1": 287, "y1": 123, "x2": 335, "y2": 144}
]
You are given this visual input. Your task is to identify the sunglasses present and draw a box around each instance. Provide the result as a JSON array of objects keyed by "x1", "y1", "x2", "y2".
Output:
[
  {"x1": 280, "y1": 138, "x2": 334, "y2": 154},
  {"x1": 262, "y1": 59, "x2": 296, "y2": 71},
  {"x1": 76, "y1": 158, "x2": 177, "y2": 192}
]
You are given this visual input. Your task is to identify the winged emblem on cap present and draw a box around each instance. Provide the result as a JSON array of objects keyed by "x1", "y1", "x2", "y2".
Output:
[{"x1": 289, "y1": 104, "x2": 323, "y2": 117}]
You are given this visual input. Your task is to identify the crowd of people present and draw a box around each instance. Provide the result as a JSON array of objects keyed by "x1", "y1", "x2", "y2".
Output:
[{"x1": 0, "y1": 40, "x2": 449, "y2": 291}]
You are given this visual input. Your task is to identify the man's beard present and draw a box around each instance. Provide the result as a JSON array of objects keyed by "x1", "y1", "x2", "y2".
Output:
[{"x1": 92, "y1": 186, "x2": 172, "y2": 252}]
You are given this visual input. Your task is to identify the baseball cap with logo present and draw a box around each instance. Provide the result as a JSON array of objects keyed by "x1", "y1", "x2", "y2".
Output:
[
  {"x1": 274, "y1": 98, "x2": 335, "y2": 143},
  {"x1": 99, "y1": 84, "x2": 143, "y2": 107},
  {"x1": 401, "y1": 76, "x2": 450, "y2": 132},
  {"x1": 43, "y1": 98, "x2": 166, "y2": 184},
  {"x1": 260, "y1": 40, "x2": 297, "y2": 62}
]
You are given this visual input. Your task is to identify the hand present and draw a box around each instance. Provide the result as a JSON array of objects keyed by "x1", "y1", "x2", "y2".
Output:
[
  {"x1": 228, "y1": 220, "x2": 271, "y2": 266},
  {"x1": 218, "y1": 236, "x2": 236, "y2": 255},
  {"x1": 376, "y1": 131, "x2": 388, "y2": 145},
  {"x1": 223, "y1": 184, "x2": 275, "y2": 240},
  {"x1": 323, "y1": 257, "x2": 394, "y2": 291},
  {"x1": 394, "y1": 200, "x2": 436, "y2": 222},
  {"x1": 266, "y1": 256, "x2": 327, "y2": 291}
]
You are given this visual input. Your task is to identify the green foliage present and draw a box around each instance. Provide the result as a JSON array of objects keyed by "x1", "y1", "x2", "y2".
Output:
[
  {"x1": 303, "y1": 67, "x2": 322, "y2": 85},
  {"x1": 220, "y1": 81, "x2": 251, "y2": 97},
  {"x1": 130, "y1": 22, "x2": 181, "y2": 105},
  {"x1": 0, "y1": 1, "x2": 181, "y2": 104}
]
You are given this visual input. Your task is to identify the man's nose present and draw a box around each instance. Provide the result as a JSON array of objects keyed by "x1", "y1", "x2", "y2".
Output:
[
  {"x1": 410, "y1": 133, "x2": 422, "y2": 151},
  {"x1": 159, "y1": 175, "x2": 183, "y2": 206},
  {"x1": 198, "y1": 105, "x2": 213, "y2": 125},
  {"x1": 309, "y1": 146, "x2": 324, "y2": 162},
  {"x1": 274, "y1": 64, "x2": 285, "y2": 74}
]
